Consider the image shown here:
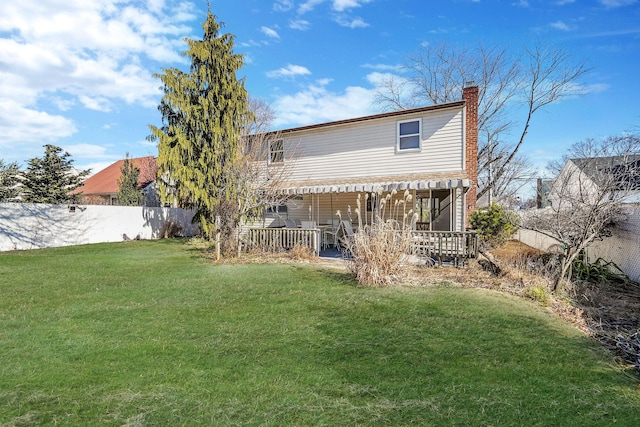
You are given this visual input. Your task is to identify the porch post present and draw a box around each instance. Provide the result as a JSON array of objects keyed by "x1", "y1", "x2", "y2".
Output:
[
  {"x1": 429, "y1": 189, "x2": 433, "y2": 231},
  {"x1": 449, "y1": 189, "x2": 453, "y2": 232}
]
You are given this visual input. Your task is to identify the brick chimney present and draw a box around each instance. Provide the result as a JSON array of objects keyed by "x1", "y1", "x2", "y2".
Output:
[{"x1": 462, "y1": 84, "x2": 479, "y2": 224}]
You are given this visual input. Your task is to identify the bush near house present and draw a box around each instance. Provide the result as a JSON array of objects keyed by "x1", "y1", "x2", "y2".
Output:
[{"x1": 470, "y1": 202, "x2": 519, "y2": 249}]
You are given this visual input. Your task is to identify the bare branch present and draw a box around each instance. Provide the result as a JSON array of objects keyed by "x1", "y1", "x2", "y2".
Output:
[
  {"x1": 520, "y1": 134, "x2": 639, "y2": 291},
  {"x1": 375, "y1": 40, "x2": 589, "y2": 203},
  {"x1": 488, "y1": 47, "x2": 590, "y2": 197}
]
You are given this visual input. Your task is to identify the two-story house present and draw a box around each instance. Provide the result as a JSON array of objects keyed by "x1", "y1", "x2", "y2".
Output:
[{"x1": 258, "y1": 85, "x2": 478, "y2": 235}]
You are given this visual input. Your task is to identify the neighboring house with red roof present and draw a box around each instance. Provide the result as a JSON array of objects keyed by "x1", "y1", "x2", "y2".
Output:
[{"x1": 73, "y1": 156, "x2": 159, "y2": 206}]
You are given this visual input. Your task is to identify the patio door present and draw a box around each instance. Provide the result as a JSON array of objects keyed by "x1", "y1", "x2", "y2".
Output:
[{"x1": 415, "y1": 190, "x2": 453, "y2": 231}]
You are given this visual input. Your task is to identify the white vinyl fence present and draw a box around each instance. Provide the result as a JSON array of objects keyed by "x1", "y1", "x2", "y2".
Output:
[
  {"x1": 585, "y1": 205, "x2": 640, "y2": 283},
  {"x1": 516, "y1": 205, "x2": 640, "y2": 283},
  {"x1": 0, "y1": 203, "x2": 198, "y2": 252}
]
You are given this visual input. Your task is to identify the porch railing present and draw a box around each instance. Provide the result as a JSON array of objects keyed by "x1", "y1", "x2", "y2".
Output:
[
  {"x1": 244, "y1": 227, "x2": 321, "y2": 255},
  {"x1": 243, "y1": 227, "x2": 477, "y2": 263},
  {"x1": 410, "y1": 230, "x2": 478, "y2": 265}
]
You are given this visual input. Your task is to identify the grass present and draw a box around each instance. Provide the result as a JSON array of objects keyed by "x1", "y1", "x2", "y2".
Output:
[{"x1": 0, "y1": 240, "x2": 639, "y2": 426}]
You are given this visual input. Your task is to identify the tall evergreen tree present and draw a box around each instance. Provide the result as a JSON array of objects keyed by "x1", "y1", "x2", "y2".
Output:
[
  {"x1": 149, "y1": 10, "x2": 251, "y2": 243},
  {"x1": 116, "y1": 153, "x2": 142, "y2": 206},
  {"x1": 0, "y1": 159, "x2": 21, "y2": 202},
  {"x1": 22, "y1": 144, "x2": 90, "y2": 204}
]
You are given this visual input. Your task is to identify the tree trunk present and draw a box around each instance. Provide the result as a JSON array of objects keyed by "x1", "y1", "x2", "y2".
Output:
[{"x1": 478, "y1": 247, "x2": 502, "y2": 275}]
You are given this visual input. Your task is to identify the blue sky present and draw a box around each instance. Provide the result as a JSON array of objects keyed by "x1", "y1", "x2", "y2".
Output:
[{"x1": 1, "y1": 0, "x2": 639, "y2": 177}]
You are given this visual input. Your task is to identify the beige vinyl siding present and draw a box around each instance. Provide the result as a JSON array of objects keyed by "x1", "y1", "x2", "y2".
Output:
[{"x1": 281, "y1": 107, "x2": 464, "y2": 183}]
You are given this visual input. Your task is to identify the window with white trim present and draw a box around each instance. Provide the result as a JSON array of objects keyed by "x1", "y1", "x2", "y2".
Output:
[
  {"x1": 397, "y1": 119, "x2": 421, "y2": 151},
  {"x1": 269, "y1": 139, "x2": 284, "y2": 164},
  {"x1": 265, "y1": 204, "x2": 287, "y2": 217}
]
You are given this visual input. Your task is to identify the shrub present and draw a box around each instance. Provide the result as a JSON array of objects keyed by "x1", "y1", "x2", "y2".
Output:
[
  {"x1": 525, "y1": 285, "x2": 551, "y2": 306},
  {"x1": 343, "y1": 190, "x2": 417, "y2": 287},
  {"x1": 571, "y1": 251, "x2": 629, "y2": 284},
  {"x1": 469, "y1": 203, "x2": 519, "y2": 249},
  {"x1": 289, "y1": 244, "x2": 317, "y2": 262}
]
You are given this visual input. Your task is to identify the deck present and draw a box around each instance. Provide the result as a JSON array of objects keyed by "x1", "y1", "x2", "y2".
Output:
[
  {"x1": 410, "y1": 230, "x2": 479, "y2": 266},
  {"x1": 243, "y1": 227, "x2": 478, "y2": 265}
]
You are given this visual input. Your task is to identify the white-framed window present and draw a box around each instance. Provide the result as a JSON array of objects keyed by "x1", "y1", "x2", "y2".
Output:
[
  {"x1": 269, "y1": 139, "x2": 284, "y2": 164},
  {"x1": 397, "y1": 119, "x2": 421, "y2": 151},
  {"x1": 265, "y1": 204, "x2": 287, "y2": 217}
]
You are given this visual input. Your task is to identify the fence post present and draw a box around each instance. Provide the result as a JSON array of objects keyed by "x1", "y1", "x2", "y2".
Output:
[{"x1": 216, "y1": 231, "x2": 221, "y2": 261}]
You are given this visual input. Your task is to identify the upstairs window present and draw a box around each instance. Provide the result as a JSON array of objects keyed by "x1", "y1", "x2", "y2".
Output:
[
  {"x1": 397, "y1": 119, "x2": 421, "y2": 151},
  {"x1": 269, "y1": 139, "x2": 284, "y2": 164}
]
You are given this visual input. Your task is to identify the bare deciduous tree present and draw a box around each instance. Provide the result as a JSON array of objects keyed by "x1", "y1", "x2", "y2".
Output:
[
  {"x1": 480, "y1": 153, "x2": 537, "y2": 204},
  {"x1": 246, "y1": 96, "x2": 276, "y2": 135},
  {"x1": 375, "y1": 41, "x2": 589, "y2": 202},
  {"x1": 521, "y1": 134, "x2": 640, "y2": 291},
  {"x1": 230, "y1": 97, "x2": 297, "y2": 254}
]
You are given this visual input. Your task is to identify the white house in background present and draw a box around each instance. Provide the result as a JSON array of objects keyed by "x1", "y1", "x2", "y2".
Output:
[
  {"x1": 519, "y1": 155, "x2": 640, "y2": 282},
  {"x1": 258, "y1": 85, "x2": 479, "y2": 232},
  {"x1": 558, "y1": 155, "x2": 640, "y2": 282},
  {"x1": 548, "y1": 155, "x2": 640, "y2": 207}
]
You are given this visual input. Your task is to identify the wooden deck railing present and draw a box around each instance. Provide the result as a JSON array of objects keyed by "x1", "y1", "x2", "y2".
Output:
[
  {"x1": 244, "y1": 227, "x2": 321, "y2": 255},
  {"x1": 243, "y1": 227, "x2": 477, "y2": 264},
  {"x1": 410, "y1": 230, "x2": 478, "y2": 265}
]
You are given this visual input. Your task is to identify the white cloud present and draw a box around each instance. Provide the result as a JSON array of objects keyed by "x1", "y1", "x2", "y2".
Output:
[
  {"x1": 267, "y1": 64, "x2": 312, "y2": 78},
  {"x1": 332, "y1": 0, "x2": 372, "y2": 11},
  {"x1": 61, "y1": 143, "x2": 116, "y2": 160},
  {"x1": 298, "y1": 0, "x2": 325, "y2": 14},
  {"x1": 512, "y1": 0, "x2": 530, "y2": 7},
  {"x1": 361, "y1": 63, "x2": 403, "y2": 72},
  {"x1": 0, "y1": 100, "x2": 77, "y2": 147},
  {"x1": 290, "y1": 19, "x2": 311, "y2": 30},
  {"x1": 0, "y1": 0, "x2": 195, "y2": 146},
  {"x1": 273, "y1": 0, "x2": 294, "y2": 12},
  {"x1": 52, "y1": 97, "x2": 77, "y2": 112},
  {"x1": 78, "y1": 95, "x2": 112, "y2": 112},
  {"x1": 272, "y1": 80, "x2": 377, "y2": 127},
  {"x1": 599, "y1": 0, "x2": 637, "y2": 7},
  {"x1": 575, "y1": 82, "x2": 611, "y2": 95},
  {"x1": 365, "y1": 72, "x2": 396, "y2": 86},
  {"x1": 76, "y1": 160, "x2": 117, "y2": 176},
  {"x1": 261, "y1": 26, "x2": 280, "y2": 39},
  {"x1": 334, "y1": 16, "x2": 369, "y2": 28},
  {"x1": 298, "y1": 0, "x2": 371, "y2": 14},
  {"x1": 550, "y1": 20, "x2": 572, "y2": 31}
]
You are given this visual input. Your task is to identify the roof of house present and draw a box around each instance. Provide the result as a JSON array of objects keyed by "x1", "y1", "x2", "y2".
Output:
[
  {"x1": 258, "y1": 101, "x2": 467, "y2": 137},
  {"x1": 571, "y1": 155, "x2": 640, "y2": 191},
  {"x1": 73, "y1": 156, "x2": 158, "y2": 195}
]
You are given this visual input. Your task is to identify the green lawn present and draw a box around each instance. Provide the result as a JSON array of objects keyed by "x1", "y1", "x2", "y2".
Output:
[{"x1": 0, "y1": 240, "x2": 638, "y2": 426}]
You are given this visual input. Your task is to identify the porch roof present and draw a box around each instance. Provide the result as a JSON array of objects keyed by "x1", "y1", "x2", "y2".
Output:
[{"x1": 277, "y1": 173, "x2": 472, "y2": 195}]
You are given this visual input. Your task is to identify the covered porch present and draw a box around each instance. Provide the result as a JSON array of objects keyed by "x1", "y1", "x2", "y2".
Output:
[
  {"x1": 262, "y1": 175, "x2": 473, "y2": 231},
  {"x1": 243, "y1": 175, "x2": 479, "y2": 262}
]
